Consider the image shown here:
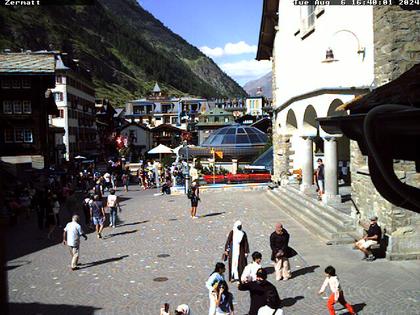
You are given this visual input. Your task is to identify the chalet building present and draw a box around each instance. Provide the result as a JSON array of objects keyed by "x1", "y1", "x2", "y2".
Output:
[
  {"x1": 125, "y1": 83, "x2": 209, "y2": 132},
  {"x1": 151, "y1": 124, "x2": 182, "y2": 148},
  {"x1": 50, "y1": 54, "x2": 97, "y2": 161},
  {"x1": 258, "y1": 1, "x2": 420, "y2": 259},
  {"x1": 0, "y1": 52, "x2": 59, "y2": 171},
  {"x1": 95, "y1": 99, "x2": 117, "y2": 159},
  {"x1": 195, "y1": 108, "x2": 235, "y2": 145},
  {"x1": 117, "y1": 122, "x2": 152, "y2": 162}
]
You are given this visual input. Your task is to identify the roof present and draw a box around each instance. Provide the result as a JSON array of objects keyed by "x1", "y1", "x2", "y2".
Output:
[
  {"x1": 114, "y1": 108, "x2": 125, "y2": 117},
  {"x1": 200, "y1": 108, "x2": 233, "y2": 117},
  {"x1": 151, "y1": 124, "x2": 183, "y2": 133},
  {"x1": 201, "y1": 125, "x2": 268, "y2": 148},
  {"x1": 118, "y1": 122, "x2": 150, "y2": 132},
  {"x1": 153, "y1": 82, "x2": 161, "y2": 93},
  {"x1": 0, "y1": 52, "x2": 56, "y2": 73},
  {"x1": 256, "y1": 0, "x2": 279, "y2": 61}
]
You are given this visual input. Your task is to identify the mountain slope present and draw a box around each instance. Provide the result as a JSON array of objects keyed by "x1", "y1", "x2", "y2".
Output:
[
  {"x1": 243, "y1": 71, "x2": 272, "y2": 98},
  {"x1": 0, "y1": 0, "x2": 246, "y2": 106}
]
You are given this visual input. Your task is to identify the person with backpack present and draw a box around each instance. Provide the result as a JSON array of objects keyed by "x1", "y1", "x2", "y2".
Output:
[
  {"x1": 90, "y1": 195, "x2": 105, "y2": 238},
  {"x1": 107, "y1": 189, "x2": 121, "y2": 228},
  {"x1": 189, "y1": 180, "x2": 200, "y2": 218}
]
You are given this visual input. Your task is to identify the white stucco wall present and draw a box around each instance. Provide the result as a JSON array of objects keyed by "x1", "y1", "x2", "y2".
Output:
[
  {"x1": 273, "y1": 4, "x2": 374, "y2": 107},
  {"x1": 121, "y1": 126, "x2": 151, "y2": 152}
]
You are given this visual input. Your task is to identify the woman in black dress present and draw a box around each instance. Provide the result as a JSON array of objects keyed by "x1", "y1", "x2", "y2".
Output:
[{"x1": 190, "y1": 180, "x2": 200, "y2": 219}]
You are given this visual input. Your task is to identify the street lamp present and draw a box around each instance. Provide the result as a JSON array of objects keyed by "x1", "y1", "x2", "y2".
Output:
[{"x1": 182, "y1": 131, "x2": 192, "y2": 193}]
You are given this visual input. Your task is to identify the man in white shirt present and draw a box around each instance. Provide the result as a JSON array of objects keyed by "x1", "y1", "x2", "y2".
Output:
[
  {"x1": 107, "y1": 189, "x2": 121, "y2": 228},
  {"x1": 63, "y1": 215, "x2": 87, "y2": 270},
  {"x1": 241, "y1": 251, "x2": 262, "y2": 283}
]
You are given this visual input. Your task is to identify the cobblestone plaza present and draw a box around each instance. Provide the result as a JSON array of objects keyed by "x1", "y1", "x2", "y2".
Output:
[{"x1": 6, "y1": 188, "x2": 420, "y2": 314}]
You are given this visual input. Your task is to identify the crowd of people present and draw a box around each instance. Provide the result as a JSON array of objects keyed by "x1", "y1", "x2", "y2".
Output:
[{"x1": 160, "y1": 221, "x2": 360, "y2": 315}]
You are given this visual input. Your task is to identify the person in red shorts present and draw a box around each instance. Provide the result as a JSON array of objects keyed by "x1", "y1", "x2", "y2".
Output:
[{"x1": 319, "y1": 265, "x2": 356, "y2": 315}]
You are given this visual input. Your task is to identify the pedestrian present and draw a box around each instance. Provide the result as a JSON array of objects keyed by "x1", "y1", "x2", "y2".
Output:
[
  {"x1": 224, "y1": 220, "x2": 249, "y2": 282},
  {"x1": 46, "y1": 194, "x2": 56, "y2": 239},
  {"x1": 90, "y1": 195, "x2": 106, "y2": 238},
  {"x1": 315, "y1": 158, "x2": 325, "y2": 200},
  {"x1": 122, "y1": 172, "x2": 129, "y2": 192},
  {"x1": 52, "y1": 194, "x2": 61, "y2": 227},
  {"x1": 162, "y1": 176, "x2": 172, "y2": 195},
  {"x1": 34, "y1": 189, "x2": 45, "y2": 230},
  {"x1": 212, "y1": 281, "x2": 235, "y2": 315},
  {"x1": 318, "y1": 266, "x2": 356, "y2": 315},
  {"x1": 189, "y1": 180, "x2": 200, "y2": 218},
  {"x1": 111, "y1": 172, "x2": 118, "y2": 190},
  {"x1": 270, "y1": 223, "x2": 291, "y2": 281},
  {"x1": 205, "y1": 262, "x2": 226, "y2": 315},
  {"x1": 63, "y1": 215, "x2": 87, "y2": 271},
  {"x1": 160, "y1": 303, "x2": 170, "y2": 315},
  {"x1": 103, "y1": 172, "x2": 112, "y2": 192},
  {"x1": 238, "y1": 268, "x2": 282, "y2": 315},
  {"x1": 107, "y1": 189, "x2": 121, "y2": 228},
  {"x1": 82, "y1": 194, "x2": 93, "y2": 227},
  {"x1": 175, "y1": 304, "x2": 191, "y2": 315},
  {"x1": 241, "y1": 251, "x2": 262, "y2": 283}
]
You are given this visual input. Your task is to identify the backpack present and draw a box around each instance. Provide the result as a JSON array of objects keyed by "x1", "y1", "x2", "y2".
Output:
[{"x1": 187, "y1": 187, "x2": 193, "y2": 199}]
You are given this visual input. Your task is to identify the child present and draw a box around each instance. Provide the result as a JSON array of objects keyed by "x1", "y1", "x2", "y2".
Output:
[
  {"x1": 160, "y1": 303, "x2": 170, "y2": 315},
  {"x1": 319, "y1": 266, "x2": 356, "y2": 315}
]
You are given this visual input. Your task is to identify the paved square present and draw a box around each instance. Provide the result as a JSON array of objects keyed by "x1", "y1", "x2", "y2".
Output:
[{"x1": 6, "y1": 188, "x2": 420, "y2": 314}]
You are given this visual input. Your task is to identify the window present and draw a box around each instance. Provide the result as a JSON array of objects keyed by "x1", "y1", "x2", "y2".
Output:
[
  {"x1": 12, "y1": 79, "x2": 20, "y2": 89},
  {"x1": 13, "y1": 101, "x2": 22, "y2": 114},
  {"x1": 23, "y1": 101, "x2": 32, "y2": 114},
  {"x1": 1, "y1": 79, "x2": 11, "y2": 89},
  {"x1": 15, "y1": 128, "x2": 24, "y2": 142},
  {"x1": 54, "y1": 92, "x2": 63, "y2": 102},
  {"x1": 23, "y1": 129, "x2": 33, "y2": 143},
  {"x1": 59, "y1": 109, "x2": 64, "y2": 118},
  {"x1": 3, "y1": 101, "x2": 12, "y2": 114},
  {"x1": 56, "y1": 75, "x2": 63, "y2": 84},
  {"x1": 22, "y1": 79, "x2": 31, "y2": 88},
  {"x1": 300, "y1": 5, "x2": 316, "y2": 38},
  {"x1": 4, "y1": 129, "x2": 13, "y2": 143},
  {"x1": 224, "y1": 117, "x2": 230, "y2": 123}
]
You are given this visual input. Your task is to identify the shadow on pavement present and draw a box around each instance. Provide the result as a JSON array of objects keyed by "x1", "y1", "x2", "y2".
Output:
[
  {"x1": 263, "y1": 266, "x2": 275, "y2": 275},
  {"x1": 117, "y1": 220, "x2": 149, "y2": 227},
  {"x1": 291, "y1": 265, "x2": 319, "y2": 278},
  {"x1": 103, "y1": 229, "x2": 137, "y2": 239},
  {"x1": 353, "y1": 303, "x2": 367, "y2": 313},
  {"x1": 281, "y1": 295, "x2": 304, "y2": 307},
  {"x1": 6, "y1": 260, "x2": 31, "y2": 271},
  {"x1": 9, "y1": 302, "x2": 101, "y2": 315},
  {"x1": 78, "y1": 255, "x2": 129, "y2": 269},
  {"x1": 200, "y1": 211, "x2": 226, "y2": 218}
]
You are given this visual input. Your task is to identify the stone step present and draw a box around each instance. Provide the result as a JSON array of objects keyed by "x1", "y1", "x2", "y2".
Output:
[
  {"x1": 267, "y1": 190, "x2": 337, "y2": 242},
  {"x1": 280, "y1": 186, "x2": 354, "y2": 228},
  {"x1": 267, "y1": 190, "x2": 355, "y2": 245}
]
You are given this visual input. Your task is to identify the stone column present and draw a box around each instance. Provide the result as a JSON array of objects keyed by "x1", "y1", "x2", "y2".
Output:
[
  {"x1": 300, "y1": 136, "x2": 314, "y2": 193},
  {"x1": 231, "y1": 159, "x2": 238, "y2": 175},
  {"x1": 323, "y1": 137, "x2": 341, "y2": 204}
]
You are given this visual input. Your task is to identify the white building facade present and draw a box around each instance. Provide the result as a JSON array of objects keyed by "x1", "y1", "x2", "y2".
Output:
[
  {"x1": 51, "y1": 56, "x2": 97, "y2": 161},
  {"x1": 259, "y1": 3, "x2": 374, "y2": 204}
]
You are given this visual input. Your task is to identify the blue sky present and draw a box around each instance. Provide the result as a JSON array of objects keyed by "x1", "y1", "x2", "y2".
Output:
[{"x1": 139, "y1": 0, "x2": 271, "y2": 85}]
